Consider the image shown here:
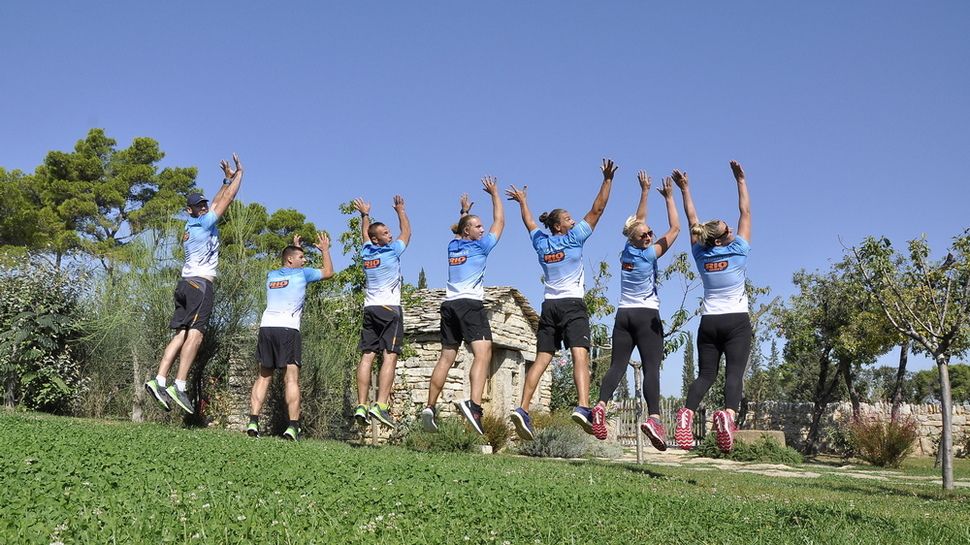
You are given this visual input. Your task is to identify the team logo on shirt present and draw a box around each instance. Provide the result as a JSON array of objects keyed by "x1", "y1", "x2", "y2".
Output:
[
  {"x1": 704, "y1": 261, "x2": 729, "y2": 272},
  {"x1": 269, "y1": 280, "x2": 289, "y2": 289},
  {"x1": 621, "y1": 262, "x2": 634, "y2": 271},
  {"x1": 449, "y1": 256, "x2": 467, "y2": 266},
  {"x1": 543, "y1": 251, "x2": 565, "y2": 263},
  {"x1": 363, "y1": 259, "x2": 381, "y2": 269},
  {"x1": 182, "y1": 231, "x2": 189, "y2": 242}
]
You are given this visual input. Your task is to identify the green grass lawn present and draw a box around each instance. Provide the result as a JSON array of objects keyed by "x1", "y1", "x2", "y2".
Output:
[{"x1": 3, "y1": 412, "x2": 970, "y2": 544}]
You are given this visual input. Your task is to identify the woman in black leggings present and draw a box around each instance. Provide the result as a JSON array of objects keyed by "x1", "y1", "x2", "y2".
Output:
[
  {"x1": 673, "y1": 161, "x2": 751, "y2": 453},
  {"x1": 591, "y1": 171, "x2": 679, "y2": 448}
]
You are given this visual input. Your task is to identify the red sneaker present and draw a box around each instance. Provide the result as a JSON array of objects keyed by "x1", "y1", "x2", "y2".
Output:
[
  {"x1": 713, "y1": 410, "x2": 737, "y2": 453},
  {"x1": 674, "y1": 408, "x2": 695, "y2": 450},
  {"x1": 591, "y1": 404, "x2": 608, "y2": 440},
  {"x1": 639, "y1": 417, "x2": 668, "y2": 451}
]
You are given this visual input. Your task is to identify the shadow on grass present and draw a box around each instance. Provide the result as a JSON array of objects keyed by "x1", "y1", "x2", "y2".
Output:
[{"x1": 823, "y1": 481, "x2": 969, "y2": 502}]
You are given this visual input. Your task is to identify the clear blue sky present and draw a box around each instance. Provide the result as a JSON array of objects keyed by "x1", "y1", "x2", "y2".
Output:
[{"x1": 3, "y1": 2, "x2": 968, "y2": 395}]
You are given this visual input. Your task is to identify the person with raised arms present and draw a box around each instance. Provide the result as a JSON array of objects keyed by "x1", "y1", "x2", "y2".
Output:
[
  {"x1": 504, "y1": 159, "x2": 617, "y2": 440},
  {"x1": 246, "y1": 232, "x2": 334, "y2": 440},
  {"x1": 589, "y1": 172, "x2": 680, "y2": 447},
  {"x1": 420, "y1": 176, "x2": 505, "y2": 435},
  {"x1": 144, "y1": 153, "x2": 244, "y2": 414},
  {"x1": 673, "y1": 161, "x2": 752, "y2": 453},
  {"x1": 351, "y1": 195, "x2": 411, "y2": 428}
]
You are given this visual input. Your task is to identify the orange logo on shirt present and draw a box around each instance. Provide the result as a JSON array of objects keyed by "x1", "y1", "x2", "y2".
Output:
[
  {"x1": 449, "y1": 256, "x2": 467, "y2": 266},
  {"x1": 704, "y1": 261, "x2": 729, "y2": 272},
  {"x1": 182, "y1": 231, "x2": 189, "y2": 242},
  {"x1": 543, "y1": 251, "x2": 565, "y2": 263},
  {"x1": 363, "y1": 259, "x2": 381, "y2": 269},
  {"x1": 269, "y1": 280, "x2": 289, "y2": 289},
  {"x1": 621, "y1": 262, "x2": 634, "y2": 271}
]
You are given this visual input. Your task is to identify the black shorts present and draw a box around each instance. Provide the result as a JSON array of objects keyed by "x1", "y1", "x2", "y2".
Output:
[
  {"x1": 169, "y1": 277, "x2": 214, "y2": 332},
  {"x1": 440, "y1": 299, "x2": 492, "y2": 347},
  {"x1": 256, "y1": 327, "x2": 302, "y2": 369},
  {"x1": 360, "y1": 305, "x2": 404, "y2": 354},
  {"x1": 536, "y1": 298, "x2": 591, "y2": 353}
]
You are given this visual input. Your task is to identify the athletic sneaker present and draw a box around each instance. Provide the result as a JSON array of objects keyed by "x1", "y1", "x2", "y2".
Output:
[
  {"x1": 640, "y1": 417, "x2": 668, "y2": 451},
  {"x1": 353, "y1": 404, "x2": 370, "y2": 426},
  {"x1": 510, "y1": 407, "x2": 535, "y2": 441},
  {"x1": 420, "y1": 406, "x2": 438, "y2": 432},
  {"x1": 571, "y1": 406, "x2": 594, "y2": 435},
  {"x1": 246, "y1": 422, "x2": 259, "y2": 438},
  {"x1": 165, "y1": 385, "x2": 194, "y2": 415},
  {"x1": 144, "y1": 379, "x2": 172, "y2": 411},
  {"x1": 713, "y1": 410, "x2": 737, "y2": 453},
  {"x1": 455, "y1": 399, "x2": 484, "y2": 435},
  {"x1": 283, "y1": 425, "x2": 300, "y2": 441},
  {"x1": 590, "y1": 404, "x2": 608, "y2": 440},
  {"x1": 368, "y1": 402, "x2": 395, "y2": 428},
  {"x1": 674, "y1": 407, "x2": 694, "y2": 450}
]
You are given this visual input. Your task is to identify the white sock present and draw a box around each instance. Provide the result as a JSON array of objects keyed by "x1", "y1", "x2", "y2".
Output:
[
  {"x1": 156, "y1": 376, "x2": 166, "y2": 387},
  {"x1": 174, "y1": 379, "x2": 187, "y2": 392}
]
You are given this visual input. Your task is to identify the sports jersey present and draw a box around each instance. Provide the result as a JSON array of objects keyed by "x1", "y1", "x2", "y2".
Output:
[
  {"x1": 361, "y1": 239, "x2": 407, "y2": 307},
  {"x1": 445, "y1": 232, "x2": 498, "y2": 301},
  {"x1": 530, "y1": 219, "x2": 593, "y2": 300},
  {"x1": 692, "y1": 235, "x2": 750, "y2": 315},
  {"x1": 181, "y1": 210, "x2": 220, "y2": 278},
  {"x1": 259, "y1": 267, "x2": 324, "y2": 330},
  {"x1": 618, "y1": 242, "x2": 660, "y2": 309}
]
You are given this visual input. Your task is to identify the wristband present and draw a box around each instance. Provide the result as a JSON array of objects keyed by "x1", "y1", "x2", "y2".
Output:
[
  {"x1": 222, "y1": 178, "x2": 231, "y2": 185},
  {"x1": 460, "y1": 209, "x2": 468, "y2": 215}
]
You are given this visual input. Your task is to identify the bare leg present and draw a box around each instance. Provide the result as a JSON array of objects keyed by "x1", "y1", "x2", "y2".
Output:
[
  {"x1": 356, "y1": 351, "x2": 377, "y2": 405},
  {"x1": 174, "y1": 329, "x2": 204, "y2": 382},
  {"x1": 428, "y1": 346, "x2": 459, "y2": 407},
  {"x1": 519, "y1": 351, "x2": 554, "y2": 412},
  {"x1": 468, "y1": 340, "x2": 492, "y2": 406},
  {"x1": 376, "y1": 351, "x2": 398, "y2": 404},
  {"x1": 156, "y1": 330, "x2": 188, "y2": 378},
  {"x1": 249, "y1": 366, "x2": 274, "y2": 415},
  {"x1": 284, "y1": 364, "x2": 300, "y2": 421},
  {"x1": 571, "y1": 346, "x2": 591, "y2": 408}
]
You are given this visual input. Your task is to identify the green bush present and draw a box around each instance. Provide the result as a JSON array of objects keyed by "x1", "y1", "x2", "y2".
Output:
[
  {"x1": 481, "y1": 412, "x2": 511, "y2": 453},
  {"x1": 403, "y1": 417, "x2": 483, "y2": 453},
  {"x1": 847, "y1": 415, "x2": 918, "y2": 468},
  {"x1": 825, "y1": 421, "x2": 856, "y2": 460},
  {"x1": 515, "y1": 423, "x2": 589, "y2": 459},
  {"x1": 694, "y1": 433, "x2": 804, "y2": 464}
]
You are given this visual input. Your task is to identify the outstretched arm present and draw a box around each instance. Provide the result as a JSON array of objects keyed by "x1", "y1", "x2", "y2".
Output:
[
  {"x1": 393, "y1": 195, "x2": 411, "y2": 245},
  {"x1": 314, "y1": 232, "x2": 335, "y2": 279},
  {"x1": 731, "y1": 160, "x2": 751, "y2": 242},
  {"x1": 504, "y1": 185, "x2": 537, "y2": 232},
  {"x1": 672, "y1": 170, "x2": 700, "y2": 244},
  {"x1": 482, "y1": 176, "x2": 505, "y2": 238},
  {"x1": 653, "y1": 177, "x2": 680, "y2": 258},
  {"x1": 352, "y1": 198, "x2": 371, "y2": 245},
  {"x1": 210, "y1": 153, "x2": 244, "y2": 217},
  {"x1": 634, "y1": 170, "x2": 651, "y2": 223},
  {"x1": 583, "y1": 158, "x2": 617, "y2": 230},
  {"x1": 455, "y1": 193, "x2": 474, "y2": 239}
]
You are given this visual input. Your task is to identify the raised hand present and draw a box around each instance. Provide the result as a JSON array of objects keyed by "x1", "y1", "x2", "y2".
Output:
[
  {"x1": 730, "y1": 160, "x2": 745, "y2": 183},
  {"x1": 671, "y1": 170, "x2": 689, "y2": 190},
  {"x1": 657, "y1": 177, "x2": 674, "y2": 198},
  {"x1": 352, "y1": 198, "x2": 371, "y2": 215},
  {"x1": 460, "y1": 193, "x2": 474, "y2": 214},
  {"x1": 637, "y1": 170, "x2": 651, "y2": 191},
  {"x1": 232, "y1": 153, "x2": 243, "y2": 173},
  {"x1": 481, "y1": 176, "x2": 499, "y2": 195},
  {"x1": 393, "y1": 195, "x2": 405, "y2": 212},
  {"x1": 293, "y1": 233, "x2": 302, "y2": 247},
  {"x1": 314, "y1": 232, "x2": 330, "y2": 252},
  {"x1": 504, "y1": 184, "x2": 528, "y2": 203},
  {"x1": 601, "y1": 158, "x2": 618, "y2": 181},
  {"x1": 220, "y1": 159, "x2": 234, "y2": 179}
]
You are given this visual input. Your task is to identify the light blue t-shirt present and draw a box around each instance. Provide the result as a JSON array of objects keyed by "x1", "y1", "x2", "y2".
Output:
[
  {"x1": 361, "y1": 239, "x2": 407, "y2": 307},
  {"x1": 530, "y1": 219, "x2": 593, "y2": 299},
  {"x1": 259, "y1": 267, "x2": 325, "y2": 330},
  {"x1": 692, "y1": 236, "x2": 750, "y2": 315},
  {"x1": 445, "y1": 232, "x2": 499, "y2": 301},
  {"x1": 181, "y1": 210, "x2": 219, "y2": 278},
  {"x1": 618, "y1": 242, "x2": 660, "y2": 309}
]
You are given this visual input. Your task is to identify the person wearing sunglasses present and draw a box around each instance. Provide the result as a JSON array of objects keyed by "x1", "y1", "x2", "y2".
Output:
[
  {"x1": 673, "y1": 161, "x2": 752, "y2": 453},
  {"x1": 590, "y1": 171, "x2": 680, "y2": 448}
]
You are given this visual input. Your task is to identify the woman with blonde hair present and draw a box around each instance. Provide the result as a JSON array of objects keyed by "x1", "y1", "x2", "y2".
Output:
[
  {"x1": 590, "y1": 171, "x2": 679, "y2": 448},
  {"x1": 672, "y1": 161, "x2": 752, "y2": 453}
]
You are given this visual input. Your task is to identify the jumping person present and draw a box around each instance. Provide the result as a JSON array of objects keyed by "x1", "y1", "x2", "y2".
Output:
[
  {"x1": 505, "y1": 159, "x2": 617, "y2": 440},
  {"x1": 420, "y1": 177, "x2": 505, "y2": 435},
  {"x1": 590, "y1": 172, "x2": 680, "y2": 448},
  {"x1": 673, "y1": 161, "x2": 752, "y2": 453},
  {"x1": 145, "y1": 154, "x2": 244, "y2": 414},
  {"x1": 352, "y1": 195, "x2": 411, "y2": 428},
  {"x1": 247, "y1": 233, "x2": 334, "y2": 440}
]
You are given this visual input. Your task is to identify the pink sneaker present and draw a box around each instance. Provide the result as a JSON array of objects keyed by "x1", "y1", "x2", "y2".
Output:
[
  {"x1": 713, "y1": 410, "x2": 737, "y2": 453},
  {"x1": 639, "y1": 417, "x2": 668, "y2": 451},
  {"x1": 591, "y1": 404, "x2": 608, "y2": 440},
  {"x1": 674, "y1": 408, "x2": 695, "y2": 450}
]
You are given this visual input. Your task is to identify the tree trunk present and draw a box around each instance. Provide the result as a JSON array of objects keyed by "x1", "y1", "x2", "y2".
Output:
[
  {"x1": 890, "y1": 341, "x2": 909, "y2": 421},
  {"x1": 937, "y1": 355, "x2": 954, "y2": 490},
  {"x1": 805, "y1": 356, "x2": 840, "y2": 454},
  {"x1": 839, "y1": 359, "x2": 862, "y2": 418},
  {"x1": 131, "y1": 346, "x2": 144, "y2": 422},
  {"x1": 4, "y1": 375, "x2": 15, "y2": 408}
]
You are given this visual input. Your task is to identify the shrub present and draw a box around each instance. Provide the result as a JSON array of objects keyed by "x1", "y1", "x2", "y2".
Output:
[
  {"x1": 481, "y1": 412, "x2": 511, "y2": 453},
  {"x1": 515, "y1": 424, "x2": 588, "y2": 459},
  {"x1": 694, "y1": 433, "x2": 804, "y2": 464},
  {"x1": 403, "y1": 417, "x2": 483, "y2": 453},
  {"x1": 847, "y1": 415, "x2": 918, "y2": 468},
  {"x1": 824, "y1": 421, "x2": 856, "y2": 460}
]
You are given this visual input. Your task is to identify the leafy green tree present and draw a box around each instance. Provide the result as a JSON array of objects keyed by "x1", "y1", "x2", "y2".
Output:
[
  {"x1": 417, "y1": 267, "x2": 428, "y2": 289},
  {"x1": 912, "y1": 364, "x2": 970, "y2": 404}
]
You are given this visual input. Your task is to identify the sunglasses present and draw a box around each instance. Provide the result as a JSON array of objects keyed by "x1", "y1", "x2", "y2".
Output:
[{"x1": 638, "y1": 230, "x2": 654, "y2": 239}]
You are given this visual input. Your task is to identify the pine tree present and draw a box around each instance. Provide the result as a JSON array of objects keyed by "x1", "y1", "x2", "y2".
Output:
[{"x1": 417, "y1": 267, "x2": 427, "y2": 289}]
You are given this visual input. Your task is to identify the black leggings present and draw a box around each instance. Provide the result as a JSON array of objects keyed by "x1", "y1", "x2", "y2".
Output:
[
  {"x1": 599, "y1": 308, "x2": 664, "y2": 414},
  {"x1": 685, "y1": 313, "x2": 752, "y2": 412}
]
